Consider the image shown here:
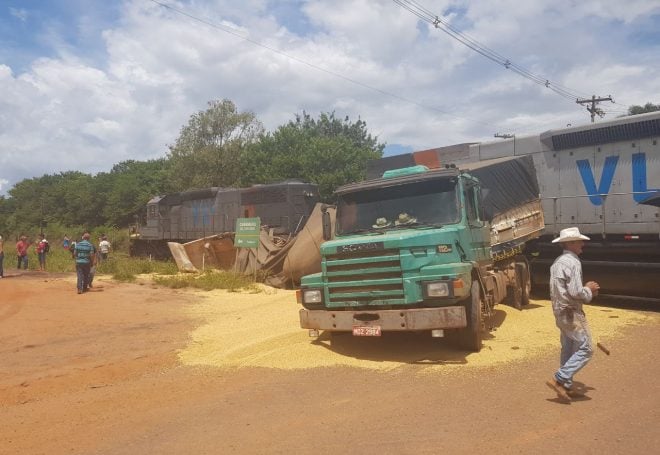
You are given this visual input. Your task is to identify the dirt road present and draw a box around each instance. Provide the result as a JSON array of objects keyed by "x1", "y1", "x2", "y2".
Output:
[{"x1": 1, "y1": 272, "x2": 659, "y2": 454}]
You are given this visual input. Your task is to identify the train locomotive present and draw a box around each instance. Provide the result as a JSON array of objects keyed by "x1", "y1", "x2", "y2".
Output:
[{"x1": 130, "y1": 181, "x2": 319, "y2": 258}]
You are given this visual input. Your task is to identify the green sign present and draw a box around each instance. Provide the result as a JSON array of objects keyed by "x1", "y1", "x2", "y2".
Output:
[{"x1": 234, "y1": 217, "x2": 261, "y2": 248}]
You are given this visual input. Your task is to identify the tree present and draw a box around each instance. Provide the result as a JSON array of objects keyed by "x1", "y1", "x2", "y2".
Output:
[
  {"x1": 6, "y1": 171, "x2": 102, "y2": 233},
  {"x1": 627, "y1": 103, "x2": 660, "y2": 116},
  {"x1": 242, "y1": 112, "x2": 385, "y2": 200},
  {"x1": 167, "y1": 99, "x2": 263, "y2": 191},
  {"x1": 101, "y1": 159, "x2": 172, "y2": 226}
]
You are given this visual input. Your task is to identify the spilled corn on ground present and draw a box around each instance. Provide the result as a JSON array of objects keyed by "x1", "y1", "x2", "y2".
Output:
[{"x1": 178, "y1": 285, "x2": 657, "y2": 372}]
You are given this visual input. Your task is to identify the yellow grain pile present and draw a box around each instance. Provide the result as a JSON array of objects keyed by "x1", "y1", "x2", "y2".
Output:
[{"x1": 178, "y1": 286, "x2": 656, "y2": 372}]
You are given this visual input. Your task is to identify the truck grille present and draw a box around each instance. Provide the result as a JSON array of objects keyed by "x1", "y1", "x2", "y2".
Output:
[{"x1": 324, "y1": 249, "x2": 404, "y2": 305}]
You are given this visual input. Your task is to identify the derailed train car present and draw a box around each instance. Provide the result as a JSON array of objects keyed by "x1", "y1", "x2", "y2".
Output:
[{"x1": 130, "y1": 181, "x2": 319, "y2": 258}]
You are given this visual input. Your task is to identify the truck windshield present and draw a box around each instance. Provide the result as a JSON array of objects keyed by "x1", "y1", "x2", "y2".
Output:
[{"x1": 336, "y1": 178, "x2": 459, "y2": 235}]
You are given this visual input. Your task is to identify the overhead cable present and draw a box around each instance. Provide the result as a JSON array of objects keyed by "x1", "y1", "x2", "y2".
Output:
[
  {"x1": 148, "y1": 0, "x2": 509, "y2": 131},
  {"x1": 394, "y1": 0, "x2": 614, "y2": 105}
]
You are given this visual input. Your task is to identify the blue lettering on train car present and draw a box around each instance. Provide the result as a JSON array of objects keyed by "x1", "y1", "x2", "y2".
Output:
[
  {"x1": 632, "y1": 153, "x2": 660, "y2": 203},
  {"x1": 577, "y1": 156, "x2": 618, "y2": 205},
  {"x1": 191, "y1": 200, "x2": 216, "y2": 226},
  {"x1": 577, "y1": 153, "x2": 659, "y2": 205}
]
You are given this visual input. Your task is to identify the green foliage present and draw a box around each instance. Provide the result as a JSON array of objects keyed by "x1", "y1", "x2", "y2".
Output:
[
  {"x1": 95, "y1": 254, "x2": 178, "y2": 282},
  {"x1": 0, "y1": 100, "x2": 386, "y2": 238},
  {"x1": 36, "y1": 244, "x2": 77, "y2": 272},
  {"x1": 628, "y1": 103, "x2": 660, "y2": 115},
  {"x1": 153, "y1": 269, "x2": 260, "y2": 292},
  {"x1": 241, "y1": 112, "x2": 385, "y2": 200},
  {"x1": 167, "y1": 99, "x2": 264, "y2": 191},
  {"x1": 101, "y1": 159, "x2": 172, "y2": 226},
  {"x1": 0, "y1": 160, "x2": 170, "y2": 238}
]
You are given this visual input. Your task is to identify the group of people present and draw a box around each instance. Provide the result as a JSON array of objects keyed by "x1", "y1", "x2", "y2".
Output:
[
  {"x1": 0, "y1": 232, "x2": 111, "y2": 287},
  {"x1": 1, "y1": 233, "x2": 51, "y2": 273}
]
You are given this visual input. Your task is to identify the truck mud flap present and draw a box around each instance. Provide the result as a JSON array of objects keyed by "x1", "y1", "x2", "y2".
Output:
[{"x1": 299, "y1": 306, "x2": 467, "y2": 331}]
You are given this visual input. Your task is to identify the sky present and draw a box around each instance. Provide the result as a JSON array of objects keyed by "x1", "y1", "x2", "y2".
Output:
[{"x1": 1, "y1": 0, "x2": 659, "y2": 195}]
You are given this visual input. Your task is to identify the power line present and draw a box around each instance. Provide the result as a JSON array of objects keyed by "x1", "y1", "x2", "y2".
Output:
[
  {"x1": 147, "y1": 0, "x2": 508, "y2": 132},
  {"x1": 394, "y1": 0, "x2": 622, "y2": 112}
]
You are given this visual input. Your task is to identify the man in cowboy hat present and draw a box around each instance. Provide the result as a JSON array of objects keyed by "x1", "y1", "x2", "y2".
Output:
[{"x1": 546, "y1": 227, "x2": 600, "y2": 401}]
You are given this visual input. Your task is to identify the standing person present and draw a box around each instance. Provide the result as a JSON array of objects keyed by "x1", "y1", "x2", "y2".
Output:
[
  {"x1": 98, "y1": 235, "x2": 111, "y2": 262},
  {"x1": 545, "y1": 227, "x2": 600, "y2": 401},
  {"x1": 73, "y1": 232, "x2": 96, "y2": 294},
  {"x1": 35, "y1": 233, "x2": 50, "y2": 272},
  {"x1": 16, "y1": 235, "x2": 29, "y2": 270},
  {"x1": 63, "y1": 234, "x2": 70, "y2": 250},
  {"x1": 0, "y1": 234, "x2": 4, "y2": 278}
]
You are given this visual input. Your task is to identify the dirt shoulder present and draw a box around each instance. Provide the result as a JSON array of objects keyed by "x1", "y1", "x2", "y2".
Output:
[{"x1": 1, "y1": 272, "x2": 659, "y2": 454}]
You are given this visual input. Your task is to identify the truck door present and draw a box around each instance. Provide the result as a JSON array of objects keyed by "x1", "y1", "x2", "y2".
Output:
[{"x1": 465, "y1": 183, "x2": 490, "y2": 263}]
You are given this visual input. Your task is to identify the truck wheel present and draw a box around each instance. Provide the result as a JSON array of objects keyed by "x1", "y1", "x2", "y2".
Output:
[
  {"x1": 516, "y1": 261, "x2": 531, "y2": 307},
  {"x1": 456, "y1": 281, "x2": 482, "y2": 352},
  {"x1": 505, "y1": 274, "x2": 523, "y2": 310}
]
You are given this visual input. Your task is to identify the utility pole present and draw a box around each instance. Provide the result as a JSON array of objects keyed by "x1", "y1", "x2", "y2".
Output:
[
  {"x1": 576, "y1": 95, "x2": 613, "y2": 123},
  {"x1": 494, "y1": 133, "x2": 516, "y2": 155}
]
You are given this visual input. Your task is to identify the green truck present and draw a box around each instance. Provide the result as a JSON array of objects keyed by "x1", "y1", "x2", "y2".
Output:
[{"x1": 297, "y1": 155, "x2": 545, "y2": 351}]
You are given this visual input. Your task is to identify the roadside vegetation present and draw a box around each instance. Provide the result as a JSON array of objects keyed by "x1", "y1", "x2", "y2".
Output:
[
  {"x1": 25, "y1": 241, "x2": 177, "y2": 282},
  {"x1": 154, "y1": 269, "x2": 260, "y2": 293},
  {"x1": 12, "y1": 227, "x2": 258, "y2": 291}
]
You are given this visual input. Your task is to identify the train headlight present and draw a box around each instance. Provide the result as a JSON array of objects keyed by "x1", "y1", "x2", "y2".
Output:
[{"x1": 302, "y1": 289, "x2": 323, "y2": 304}]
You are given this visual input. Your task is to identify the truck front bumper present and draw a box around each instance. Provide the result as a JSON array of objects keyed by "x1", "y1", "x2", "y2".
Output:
[{"x1": 299, "y1": 306, "x2": 466, "y2": 332}]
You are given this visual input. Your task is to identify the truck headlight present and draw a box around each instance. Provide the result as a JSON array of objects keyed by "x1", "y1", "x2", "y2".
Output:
[
  {"x1": 302, "y1": 289, "x2": 323, "y2": 304},
  {"x1": 424, "y1": 281, "x2": 451, "y2": 298}
]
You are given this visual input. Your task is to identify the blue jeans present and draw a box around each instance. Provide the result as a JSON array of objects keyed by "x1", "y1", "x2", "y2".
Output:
[
  {"x1": 17, "y1": 255, "x2": 28, "y2": 269},
  {"x1": 76, "y1": 263, "x2": 91, "y2": 292},
  {"x1": 554, "y1": 311, "x2": 593, "y2": 389},
  {"x1": 0, "y1": 251, "x2": 4, "y2": 277}
]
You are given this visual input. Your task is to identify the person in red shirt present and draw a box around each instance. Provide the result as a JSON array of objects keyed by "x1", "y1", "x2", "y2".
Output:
[
  {"x1": 35, "y1": 233, "x2": 49, "y2": 271},
  {"x1": 16, "y1": 235, "x2": 30, "y2": 270}
]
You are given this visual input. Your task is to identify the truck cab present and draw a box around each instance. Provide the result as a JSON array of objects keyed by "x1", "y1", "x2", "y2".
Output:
[{"x1": 299, "y1": 164, "x2": 491, "y2": 350}]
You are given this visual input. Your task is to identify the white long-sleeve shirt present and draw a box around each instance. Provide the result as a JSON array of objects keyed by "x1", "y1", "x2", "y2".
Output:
[{"x1": 549, "y1": 250, "x2": 593, "y2": 315}]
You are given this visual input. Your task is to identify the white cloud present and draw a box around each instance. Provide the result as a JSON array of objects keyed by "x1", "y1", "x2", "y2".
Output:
[{"x1": 0, "y1": 0, "x2": 659, "y2": 193}]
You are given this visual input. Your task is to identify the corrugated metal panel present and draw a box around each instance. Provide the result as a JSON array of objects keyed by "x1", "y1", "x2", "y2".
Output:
[{"x1": 545, "y1": 117, "x2": 660, "y2": 151}]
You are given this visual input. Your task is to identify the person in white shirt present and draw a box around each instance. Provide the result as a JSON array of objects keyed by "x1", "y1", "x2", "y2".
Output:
[
  {"x1": 98, "y1": 235, "x2": 112, "y2": 261},
  {"x1": 546, "y1": 227, "x2": 600, "y2": 401}
]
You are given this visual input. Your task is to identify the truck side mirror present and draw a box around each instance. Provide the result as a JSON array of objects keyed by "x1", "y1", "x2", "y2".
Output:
[{"x1": 322, "y1": 209, "x2": 332, "y2": 241}]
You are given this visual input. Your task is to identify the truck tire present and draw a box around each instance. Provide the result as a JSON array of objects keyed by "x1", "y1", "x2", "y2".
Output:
[
  {"x1": 456, "y1": 281, "x2": 482, "y2": 352},
  {"x1": 516, "y1": 261, "x2": 531, "y2": 307},
  {"x1": 505, "y1": 273, "x2": 523, "y2": 310}
]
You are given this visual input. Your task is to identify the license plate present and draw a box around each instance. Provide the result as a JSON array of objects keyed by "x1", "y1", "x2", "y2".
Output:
[{"x1": 352, "y1": 325, "x2": 382, "y2": 337}]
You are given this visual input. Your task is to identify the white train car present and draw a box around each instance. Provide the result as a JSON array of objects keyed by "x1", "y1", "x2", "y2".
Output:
[{"x1": 466, "y1": 111, "x2": 660, "y2": 300}]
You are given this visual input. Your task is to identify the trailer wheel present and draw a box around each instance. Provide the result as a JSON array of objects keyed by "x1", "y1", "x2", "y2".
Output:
[
  {"x1": 455, "y1": 281, "x2": 482, "y2": 352},
  {"x1": 516, "y1": 261, "x2": 531, "y2": 307}
]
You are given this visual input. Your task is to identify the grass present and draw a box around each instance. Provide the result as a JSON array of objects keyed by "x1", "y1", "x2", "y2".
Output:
[
  {"x1": 18, "y1": 246, "x2": 177, "y2": 282},
  {"x1": 13, "y1": 244, "x2": 259, "y2": 291},
  {"x1": 154, "y1": 269, "x2": 260, "y2": 293}
]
